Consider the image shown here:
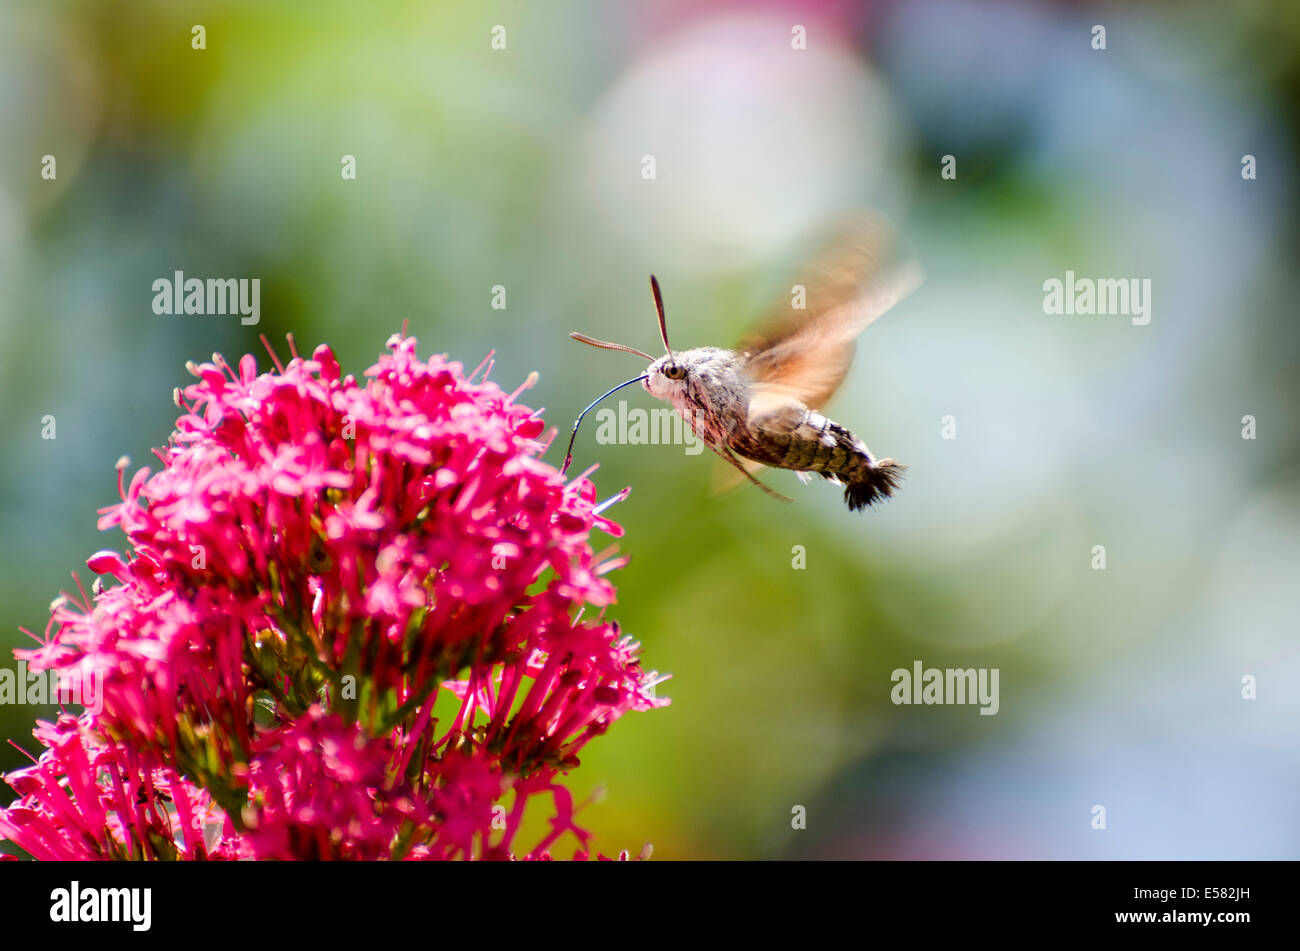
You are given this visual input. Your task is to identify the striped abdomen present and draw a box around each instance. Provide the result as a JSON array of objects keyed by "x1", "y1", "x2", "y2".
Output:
[{"x1": 731, "y1": 406, "x2": 905, "y2": 511}]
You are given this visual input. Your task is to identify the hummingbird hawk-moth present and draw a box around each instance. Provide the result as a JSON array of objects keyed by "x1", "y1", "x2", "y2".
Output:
[{"x1": 562, "y1": 212, "x2": 922, "y2": 511}]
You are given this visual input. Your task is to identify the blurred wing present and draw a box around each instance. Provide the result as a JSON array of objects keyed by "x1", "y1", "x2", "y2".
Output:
[{"x1": 737, "y1": 211, "x2": 923, "y2": 412}]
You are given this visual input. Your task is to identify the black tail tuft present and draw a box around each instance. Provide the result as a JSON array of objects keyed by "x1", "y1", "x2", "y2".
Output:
[{"x1": 842, "y1": 459, "x2": 906, "y2": 512}]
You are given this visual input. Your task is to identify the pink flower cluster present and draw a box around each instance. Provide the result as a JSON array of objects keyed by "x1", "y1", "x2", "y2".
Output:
[{"x1": 1, "y1": 333, "x2": 666, "y2": 860}]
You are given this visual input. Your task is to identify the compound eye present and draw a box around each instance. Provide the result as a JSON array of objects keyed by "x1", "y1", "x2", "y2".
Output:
[{"x1": 663, "y1": 364, "x2": 686, "y2": 381}]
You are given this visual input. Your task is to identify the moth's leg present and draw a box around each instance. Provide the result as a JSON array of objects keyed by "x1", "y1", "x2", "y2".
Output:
[
  {"x1": 709, "y1": 451, "x2": 765, "y2": 496},
  {"x1": 709, "y1": 443, "x2": 794, "y2": 504}
]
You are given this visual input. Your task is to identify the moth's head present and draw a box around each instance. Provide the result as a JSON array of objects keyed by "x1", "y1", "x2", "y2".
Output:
[
  {"x1": 643, "y1": 348, "x2": 723, "y2": 400},
  {"x1": 642, "y1": 352, "x2": 687, "y2": 399}
]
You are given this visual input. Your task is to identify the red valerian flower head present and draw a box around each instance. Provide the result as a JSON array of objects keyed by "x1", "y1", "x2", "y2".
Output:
[
  {"x1": 2, "y1": 333, "x2": 667, "y2": 860},
  {"x1": 0, "y1": 713, "x2": 239, "y2": 861}
]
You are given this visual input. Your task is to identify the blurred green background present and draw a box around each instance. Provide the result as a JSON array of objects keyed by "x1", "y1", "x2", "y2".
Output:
[{"x1": 2, "y1": 0, "x2": 1299, "y2": 859}]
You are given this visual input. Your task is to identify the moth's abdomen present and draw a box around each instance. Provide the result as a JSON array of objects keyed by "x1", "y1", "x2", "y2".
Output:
[
  {"x1": 839, "y1": 458, "x2": 905, "y2": 510},
  {"x1": 735, "y1": 408, "x2": 905, "y2": 510},
  {"x1": 802, "y1": 414, "x2": 905, "y2": 511}
]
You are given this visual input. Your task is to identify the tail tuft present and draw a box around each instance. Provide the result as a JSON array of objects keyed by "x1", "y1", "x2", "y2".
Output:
[{"x1": 843, "y1": 459, "x2": 906, "y2": 512}]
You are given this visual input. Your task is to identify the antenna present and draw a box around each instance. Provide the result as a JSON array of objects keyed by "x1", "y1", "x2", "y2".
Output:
[
  {"x1": 568, "y1": 333, "x2": 654, "y2": 361},
  {"x1": 650, "y1": 275, "x2": 674, "y2": 361}
]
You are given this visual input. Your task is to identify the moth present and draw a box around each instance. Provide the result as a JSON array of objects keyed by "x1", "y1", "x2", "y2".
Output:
[{"x1": 562, "y1": 212, "x2": 922, "y2": 511}]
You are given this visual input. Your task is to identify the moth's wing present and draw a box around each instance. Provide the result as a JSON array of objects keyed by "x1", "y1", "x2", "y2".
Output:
[{"x1": 737, "y1": 211, "x2": 923, "y2": 411}]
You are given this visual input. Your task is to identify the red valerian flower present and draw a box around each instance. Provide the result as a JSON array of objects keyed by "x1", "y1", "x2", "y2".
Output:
[
  {"x1": 0, "y1": 713, "x2": 238, "y2": 861},
  {"x1": 2, "y1": 333, "x2": 667, "y2": 860}
]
